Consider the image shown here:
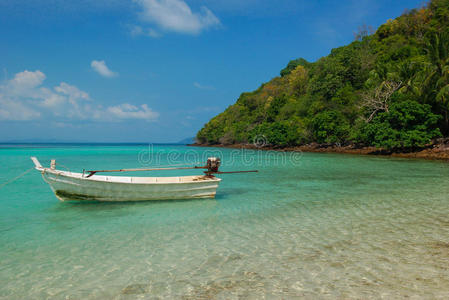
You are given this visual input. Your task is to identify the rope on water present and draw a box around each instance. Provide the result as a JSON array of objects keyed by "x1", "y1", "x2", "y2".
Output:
[{"x1": 0, "y1": 167, "x2": 35, "y2": 189}]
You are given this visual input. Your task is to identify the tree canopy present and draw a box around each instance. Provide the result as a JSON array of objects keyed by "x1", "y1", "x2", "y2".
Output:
[{"x1": 197, "y1": 0, "x2": 449, "y2": 151}]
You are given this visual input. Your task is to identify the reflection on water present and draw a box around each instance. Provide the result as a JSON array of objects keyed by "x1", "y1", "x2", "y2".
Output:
[{"x1": 1, "y1": 145, "x2": 449, "y2": 299}]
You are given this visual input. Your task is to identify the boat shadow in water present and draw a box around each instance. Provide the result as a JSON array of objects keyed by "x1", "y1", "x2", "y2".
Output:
[
  {"x1": 214, "y1": 187, "x2": 250, "y2": 201},
  {"x1": 51, "y1": 187, "x2": 250, "y2": 205},
  {"x1": 50, "y1": 186, "x2": 248, "y2": 204},
  {"x1": 55, "y1": 196, "x2": 219, "y2": 208},
  {"x1": 47, "y1": 197, "x2": 220, "y2": 229},
  {"x1": 50, "y1": 196, "x2": 222, "y2": 216}
]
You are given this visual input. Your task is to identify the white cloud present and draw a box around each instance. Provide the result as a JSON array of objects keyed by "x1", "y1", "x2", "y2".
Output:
[
  {"x1": 193, "y1": 82, "x2": 214, "y2": 90},
  {"x1": 0, "y1": 70, "x2": 45, "y2": 120},
  {"x1": 0, "y1": 97, "x2": 41, "y2": 121},
  {"x1": 135, "y1": 0, "x2": 220, "y2": 35},
  {"x1": 91, "y1": 60, "x2": 118, "y2": 78},
  {"x1": 147, "y1": 28, "x2": 161, "y2": 38},
  {"x1": 38, "y1": 88, "x2": 66, "y2": 108},
  {"x1": 130, "y1": 25, "x2": 144, "y2": 36},
  {"x1": 129, "y1": 25, "x2": 161, "y2": 38},
  {"x1": 0, "y1": 70, "x2": 158, "y2": 122},
  {"x1": 106, "y1": 103, "x2": 159, "y2": 121},
  {"x1": 3, "y1": 70, "x2": 47, "y2": 100},
  {"x1": 9, "y1": 70, "x2": 46, "y2": 90},
  {"x1": 55, "y1": 82, "x2": 89, "y2": 101}
]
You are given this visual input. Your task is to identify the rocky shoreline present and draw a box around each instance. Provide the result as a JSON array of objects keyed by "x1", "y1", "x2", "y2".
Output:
[{"x1": 190, "y1": 139, "x2": 449, "y2": 161}]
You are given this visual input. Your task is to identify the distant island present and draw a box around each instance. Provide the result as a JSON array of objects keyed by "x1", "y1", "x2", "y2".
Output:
[
  {"x1": 177, "y1": 137, "x2": 196, "y2": 145},
  {"x1": 195, "y1": 0, "x2": 449, "y2": 159}
]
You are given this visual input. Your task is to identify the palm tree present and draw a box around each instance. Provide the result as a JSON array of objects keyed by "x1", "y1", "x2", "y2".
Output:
[
  {"x1": 423, "y1": 31, "x2": 449, "y2": 133},
  {"x1": 397, "y1": 60, "x2": 424, "y2": 97}
]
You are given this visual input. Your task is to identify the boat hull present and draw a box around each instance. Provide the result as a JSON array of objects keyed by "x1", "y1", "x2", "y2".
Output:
[{"x1": 41, "y1": 171, "x2": 221, "y2": 202}]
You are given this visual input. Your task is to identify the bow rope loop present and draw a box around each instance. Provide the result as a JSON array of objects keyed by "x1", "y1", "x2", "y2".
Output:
[{"x1": 0, "y1": 167, "x2": 34, "y2": 190}]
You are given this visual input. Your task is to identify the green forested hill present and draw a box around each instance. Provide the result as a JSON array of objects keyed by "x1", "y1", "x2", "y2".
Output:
[{"x1": 196, "y1": 0, "x2": 449, "y2": 151}]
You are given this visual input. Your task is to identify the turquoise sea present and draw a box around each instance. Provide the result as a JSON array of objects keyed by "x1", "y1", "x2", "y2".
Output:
[{"x1": 1, "y1": 144, "x2": 449, "y2": 299}]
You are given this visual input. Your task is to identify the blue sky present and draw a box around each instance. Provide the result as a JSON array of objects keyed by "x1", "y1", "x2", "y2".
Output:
[{"x1": 0, "y1": 0, "x2": 425, "y2": 143}]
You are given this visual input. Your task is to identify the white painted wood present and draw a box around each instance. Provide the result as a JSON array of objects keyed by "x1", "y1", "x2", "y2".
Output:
[
  {"x1": 31, "y1": 157, "x2": 221, "y2": 202},
  {"x1": 31, "y1": 157, "x2": 43, "y2": 170}
]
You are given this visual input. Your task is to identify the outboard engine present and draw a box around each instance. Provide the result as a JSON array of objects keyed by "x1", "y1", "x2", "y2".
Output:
[
  {"x1": 203, "y1": 157, "x2": 257, "y2": 176},
  {"x1": 206, "y1": 157, "x2": 221, "y2": 173}
]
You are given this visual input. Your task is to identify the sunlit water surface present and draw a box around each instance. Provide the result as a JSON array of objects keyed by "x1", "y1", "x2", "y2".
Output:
[{"x1": 1, "y1": 144, "x2": 449, "y2": 299}]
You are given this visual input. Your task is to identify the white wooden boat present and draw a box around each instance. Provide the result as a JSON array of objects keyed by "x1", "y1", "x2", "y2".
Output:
[{"x1": 31, "y1": 157, "x2": 223, "y2": 202}]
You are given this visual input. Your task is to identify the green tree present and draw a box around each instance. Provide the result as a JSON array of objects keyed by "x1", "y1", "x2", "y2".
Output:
[
  {"x1": 358, "y1": 100, "x2": 441, "y2": 150},
  {"x1": 423, "y1": 31, "x2": 449, "y2": 133},
  {"x1": 280, "y1": 58, "x2": 309, "y2": 77},
  {"x1": 288, "y1": 65, "x2": 308, "y2": 96},
  {"x1": 196, "y1": 1, "x2": 449, "y2": 150},
  {"x1": 311, "y1": 111, "x2": 350, "y2": 144}
]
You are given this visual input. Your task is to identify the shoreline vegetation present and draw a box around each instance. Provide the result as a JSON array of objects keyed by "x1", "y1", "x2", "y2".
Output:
[
  {"x1": 190, "y1": 138, "x2": 449, "y2": 161},
  {"x1": 195, "y1": 0, "x2": 449, "y2": 157}
]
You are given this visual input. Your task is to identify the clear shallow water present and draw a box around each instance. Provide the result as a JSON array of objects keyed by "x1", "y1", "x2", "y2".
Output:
[{"x1": 1, "y1": 144, "x2": 449, "y2": 299}]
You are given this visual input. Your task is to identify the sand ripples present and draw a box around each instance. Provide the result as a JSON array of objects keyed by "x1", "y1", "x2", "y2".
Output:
[{"x1": 1, "y1": 148, "x2": 449, "y2": 299}]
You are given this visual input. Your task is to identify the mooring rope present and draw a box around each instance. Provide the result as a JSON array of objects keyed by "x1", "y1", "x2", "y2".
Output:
[{"x1": 0, "y1": 167, "x2": 34, "y2": 190}]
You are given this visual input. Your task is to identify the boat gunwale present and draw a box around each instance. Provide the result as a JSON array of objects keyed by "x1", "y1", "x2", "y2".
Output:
[{"x1": 40, "y1": 168, "x2": 222, "y2": 185}]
